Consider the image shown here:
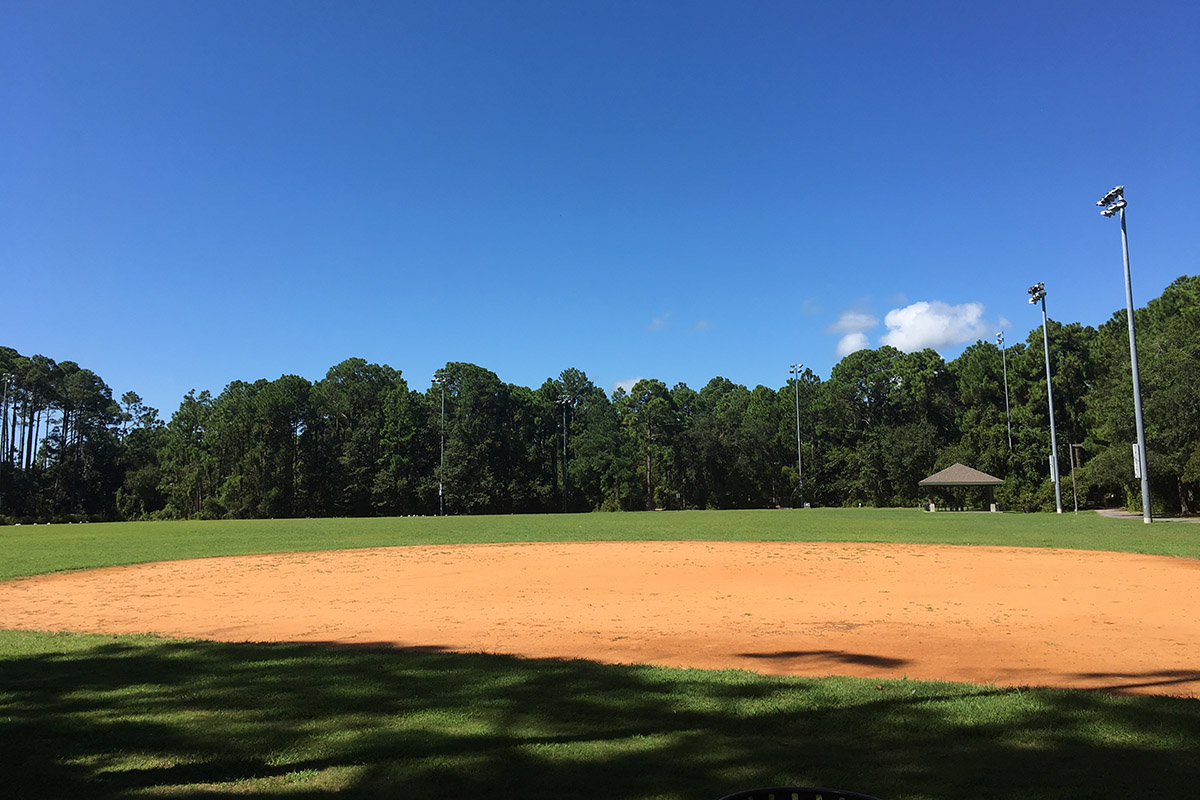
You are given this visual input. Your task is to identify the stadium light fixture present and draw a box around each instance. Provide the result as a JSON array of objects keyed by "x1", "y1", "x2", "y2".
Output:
[
  {"x1": 1097, "y1": 185, "x2": 1125, "y2": 209},
  {"x1": 1100, "y1": 199, "x2": 1127, "y2": 218},
  {"x1": 1096, "y1": 185, "x2": 1152, "y2": 523},
  {"x1": 789, "y1": 363, "x2": 805, "y2": 508},
  {"x1": 1028, "y1": 284, "x2": 1063, "y2": 513}
]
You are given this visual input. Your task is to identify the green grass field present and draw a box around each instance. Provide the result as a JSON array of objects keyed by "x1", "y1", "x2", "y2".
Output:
[
  {"x1": 3, "y1": 510, "x2": 1199, "y2": 799},
  {"x1": 4, "y1": 507, "x2": 1199, "y2": 582}
]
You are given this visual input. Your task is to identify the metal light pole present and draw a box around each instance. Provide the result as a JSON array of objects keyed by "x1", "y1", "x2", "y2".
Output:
[
  {"x1": 559, "y1": 391, "x2": 570, "y2": 513},
  {"x1": 1070, "y1": 443, "x2": 1083, "y2": 515},
  {"x1": 0, "y1": 373, "x2": 8, "y2": 514},
  {"x1": 0, "y1": 373, "x2": 10, "y2": 460},
  {"x1": 789, "y1": 363, "x2": 804, "y2": 508},
  {"x1": 997, "y1": 332, "x2": 1012, "y2": 451},
  {"x1": 1098, "y1": 185, "x2": 1152, "y2": 524},
  {"x1": 433, "y1": 370, "x2": 447, "y2": 516},
  {"x1": 1028, "y1": 282, "x2": 1063, "y2": 513}
]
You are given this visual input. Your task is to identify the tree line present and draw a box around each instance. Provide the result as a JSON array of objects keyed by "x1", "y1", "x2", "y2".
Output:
[{"x1": 2, "y1": 275, "x2": 1196, "y2": 523}]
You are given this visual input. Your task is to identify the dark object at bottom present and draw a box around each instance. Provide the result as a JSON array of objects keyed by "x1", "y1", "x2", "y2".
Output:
[{"x1": 718, "y1": 788, "x2": 883, "y2": 800}]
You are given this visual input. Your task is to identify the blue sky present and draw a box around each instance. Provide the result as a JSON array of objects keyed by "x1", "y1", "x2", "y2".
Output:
[{"x1": 3, "y1": 1, "x2": 1197, "y2": 416}]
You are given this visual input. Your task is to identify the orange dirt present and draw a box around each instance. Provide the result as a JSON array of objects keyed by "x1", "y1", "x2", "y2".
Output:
[{"x1": 1, "y1": 541, "x2": 1197, "y2": 697}]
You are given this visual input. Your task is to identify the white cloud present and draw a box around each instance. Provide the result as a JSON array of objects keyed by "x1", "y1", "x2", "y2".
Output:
[
  {"x1": 827, "y1": 308, "x2": 878, "y2": 355},
  {"x1": 612, "y1": 377, "x2": 641, "y2": 394},
  {"x1": 878, "y1": 301, "x2": 991, "y2": 352},
  {"x1": 836, "y1": 332, "x2": 870, "y2": 356},
  {"x1": 827, "y1": 310, "x2": 879, "y2": 334},
  {"x1": 691, "y1": 319, "x2": 712, "y2": 331},
  {"x1": 648, "y1": 313, "x2": 671, "y2": 330}
]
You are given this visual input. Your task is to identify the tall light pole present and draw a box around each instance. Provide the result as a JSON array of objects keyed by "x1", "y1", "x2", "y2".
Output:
[
  {"x1": 1098, "y1": 185, "x2": 1152, "y2": 524},
  {"x1": 789, "y1": 363, "x2": 804, "y2": 508},
  {"x1": 996, "y1": 332, "x2": 1012, "y2": 451},
  {"x1": 559, "y1": 391, "x2": 570, "y2": 513},
  {"x1": 433, "y1": 370, "x2": 447, "y2": 516},
  {"x1": 1028, "y1": 282, "x2": 1063, "y2": 513},
  {"x1": 0, "y1": 372, "x2": 10, "y2": 462},
  {"x1": 0, "y1": 373, "x2": 9, "y2": 514},
  {"x1": 1070, "y1": 443, "x2": 1083, "y2": 515}
]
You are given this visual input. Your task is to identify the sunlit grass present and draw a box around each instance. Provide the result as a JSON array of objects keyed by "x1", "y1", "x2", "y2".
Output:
[{"x1": 3, "y1": 507, "x2": 1196, "y2": 581}]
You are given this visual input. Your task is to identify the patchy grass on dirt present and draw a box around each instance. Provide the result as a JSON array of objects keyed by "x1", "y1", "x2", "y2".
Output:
[
  {"x1": 3, "y1": 507, "x2": 1197, "y2": 581},
  {"x1": 2, "y1": 630, "x2": 1198, "y2": 800}
]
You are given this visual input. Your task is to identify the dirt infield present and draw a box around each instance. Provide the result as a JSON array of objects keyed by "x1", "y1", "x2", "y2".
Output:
[{"x1": 2, "y1": 541, "x2": 1197, "y2": 697}]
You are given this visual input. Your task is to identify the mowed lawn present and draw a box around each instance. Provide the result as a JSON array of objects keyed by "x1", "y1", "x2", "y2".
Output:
[
  {"x1": 3, "y1": 509, "x2": 1199, "y2": 799},
  {"x1": 5, "y1": 507, "x2": 1200, "y2": 581}
]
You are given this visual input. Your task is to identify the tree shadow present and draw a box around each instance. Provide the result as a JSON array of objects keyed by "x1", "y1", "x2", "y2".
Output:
[
  {"x1": 1067, "y1": 669, "x2": 1200, "y2": 694},
  {"x1": 737, "y1": 650, "x2": 909, "y2": 669},
  {"x1": 2, "y1": 632, "x2": 1199, "y2": 799}
]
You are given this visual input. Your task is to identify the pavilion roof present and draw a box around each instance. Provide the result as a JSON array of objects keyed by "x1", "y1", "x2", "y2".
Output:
[{"x1": 918, "y1": 463, "x2": 1004, "y2": 487}]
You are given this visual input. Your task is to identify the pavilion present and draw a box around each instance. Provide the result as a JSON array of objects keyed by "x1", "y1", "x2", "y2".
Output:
[{"x1": 918, "y1": 463, "x2": 1004, "y2": 512}]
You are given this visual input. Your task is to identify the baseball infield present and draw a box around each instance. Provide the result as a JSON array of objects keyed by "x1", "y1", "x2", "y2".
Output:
[{"x1": 1, "y1": 541, "x2": 1196, "y2": 696}]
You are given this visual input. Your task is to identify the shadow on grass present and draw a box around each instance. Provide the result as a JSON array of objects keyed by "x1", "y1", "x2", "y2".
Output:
[
  {"x1": 2, "y1": 631, "x2": 1199, "y2": 799},
  {"x1": 737, "y1": 651, "x2": 909, "y2": 669},
  {"x1": 1068, "y1": 669, "x2": 1200, "y2": 694}
]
